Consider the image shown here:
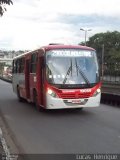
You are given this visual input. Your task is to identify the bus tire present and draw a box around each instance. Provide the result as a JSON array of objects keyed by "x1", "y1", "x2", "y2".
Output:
[
  {"x1": 33, "y1": 90, "x2": 43, "y2": 112},
  {"x1": 79, "y1": 107, "x2": 83, "y2": 110},
  {"x1": 17, "y1": 86, "x2": 23, "y2": 102},
  {"x1": 75, "y1": 107, "x2": 83, "y2": 111}
]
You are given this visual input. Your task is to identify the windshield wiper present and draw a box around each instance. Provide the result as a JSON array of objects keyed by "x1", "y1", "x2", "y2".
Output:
[
  {"x1": 63, "y1": 59, "x2": 72, "y2": 84},
  {"x1": 75, "y1": 58, "x2": 90, "y2": 86}
]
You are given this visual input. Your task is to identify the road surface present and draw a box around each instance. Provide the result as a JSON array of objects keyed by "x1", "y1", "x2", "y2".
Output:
[{"x1": 0, "y1": 80, "x2": 120, "y2": 154}]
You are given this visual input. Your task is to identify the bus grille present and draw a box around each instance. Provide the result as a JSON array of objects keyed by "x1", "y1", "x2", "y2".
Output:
[{"x1": 59, "y1": 93, "x2": 91, "y2": 99}]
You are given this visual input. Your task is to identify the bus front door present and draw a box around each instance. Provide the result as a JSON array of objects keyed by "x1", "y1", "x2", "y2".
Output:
[{"x1": 25, "y1": 59, "x2": 30, "y2": 99}]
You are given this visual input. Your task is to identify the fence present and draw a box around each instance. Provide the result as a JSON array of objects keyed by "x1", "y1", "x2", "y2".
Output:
[{"x1": 102, "y1": 62, "x2": 120, "y2": 84}]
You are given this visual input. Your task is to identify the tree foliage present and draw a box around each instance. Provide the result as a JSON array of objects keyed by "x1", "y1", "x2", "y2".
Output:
[
  {"x1": 85, "y1": 31, "x2": 120, "y2": 63},
  {"x1": 0, "y1": 0, "x2": 13, "y2": 16},
  {"x1": 80, "y1": 31, "x2": 120, "y2": 77}
]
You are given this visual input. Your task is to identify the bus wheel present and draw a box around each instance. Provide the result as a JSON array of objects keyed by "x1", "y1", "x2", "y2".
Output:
[
  {"x1": 17, "y1": 86, "x2": 23, "y2": 102},
  {"x1": 75, "y1": 107, "x2": 83, "y2": 111},
  {"x1": 33, "y1": 90, "x2": 42, "y2": 112},
  {"x1": 79, "y1": 107, "x2": 83, "y2": 110}
]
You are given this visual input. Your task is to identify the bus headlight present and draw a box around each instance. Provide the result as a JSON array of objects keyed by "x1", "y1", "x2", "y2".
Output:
[
  {"x1": 93, "y1": 88, "x2": 101, "y2": 97},
  {"x1": 47, "y1": 89, "x2": 58, "y2": 98}
]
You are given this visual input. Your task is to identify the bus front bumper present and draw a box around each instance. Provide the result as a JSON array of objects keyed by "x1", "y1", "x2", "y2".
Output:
[{"x1": 46, "y1": 93, "x2": 101, "y2": 109}]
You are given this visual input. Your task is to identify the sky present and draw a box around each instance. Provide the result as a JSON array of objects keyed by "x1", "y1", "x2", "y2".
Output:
[{"x1": 0, "y1": 0, "x2": 120, "y2": 50}]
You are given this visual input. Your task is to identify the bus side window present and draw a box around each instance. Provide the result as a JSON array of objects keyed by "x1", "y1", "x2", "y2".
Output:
[
  {"x1": 16, "y1": 60, "x2": 19, "y2": 73},
  {"x1": 19, "y1": 58, "x2": 25, "y2": 73},
  {"x1": 12, "y1": 60, "x2": 15, "y2": 73},
  {"x1": 31, "y1": 53, "x2": 38, "y2": 73},
  {"x1": 17, "y1": 59, "x2": 20, "y2": 73}
]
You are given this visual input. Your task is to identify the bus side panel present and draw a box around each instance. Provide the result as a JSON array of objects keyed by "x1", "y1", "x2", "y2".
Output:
[
  {"x1": 12, "y1": 73, "x2": 26, "y2": 97},
  {"x1": 19, "y1": 74, "x2": 26, "y2": 98},
  {"x1": 25, "y1": 59, "x2": 30, "y2": 99},
  {"x1": 12, "y1": 74, "x2": 17, "y2": 94},
  {"x1": 43, "y1": 70, "x2": 47, "y2": 108},
  {"x1": 36, "y1": 56, "x2": 44, "y2": 107},
  {"x1": 29, "y1": 73, "x2": 36, "y2": 102}
]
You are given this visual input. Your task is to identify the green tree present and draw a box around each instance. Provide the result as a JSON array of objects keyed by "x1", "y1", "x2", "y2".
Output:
[
  {"x1": 85, "y1": 31, "x2": 120, "y2": 63},
  {"x1": 81, "y1": 31, "x2": 120, "y2": 77},
  {"x1": 0, "y1": 0, "x2": 13, "y2": 16}
]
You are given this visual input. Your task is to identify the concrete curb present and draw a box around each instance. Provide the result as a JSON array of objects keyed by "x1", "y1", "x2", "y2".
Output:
[{"x1": 0, "y1": 128, "x2": 11, "y2": 160}]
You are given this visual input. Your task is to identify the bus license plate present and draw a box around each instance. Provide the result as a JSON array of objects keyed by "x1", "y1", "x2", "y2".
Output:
[
  {"x1": 71, "y1": 99, "x2": 81, "y2": 104},
  {"x1": 64, "y1": 99, "x2": 88, "y2": 105}
]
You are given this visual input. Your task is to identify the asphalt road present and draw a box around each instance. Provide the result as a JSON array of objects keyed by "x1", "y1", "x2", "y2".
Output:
[{"x1": 0, "y1": 80, "x2": 120, "y2": 154}]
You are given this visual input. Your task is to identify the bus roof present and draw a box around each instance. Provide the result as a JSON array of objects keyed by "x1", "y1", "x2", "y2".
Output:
[
  {"x1": 13, "y1": 44, "x2": 95, "y2": 60},
  {"x1": 43, "y1": 44, "x2": 95, "y2": 51}
]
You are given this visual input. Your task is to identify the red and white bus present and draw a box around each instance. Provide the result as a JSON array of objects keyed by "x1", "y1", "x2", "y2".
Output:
[{"x1": 12, "y1": 44, "x2": 101, "y2": 110}]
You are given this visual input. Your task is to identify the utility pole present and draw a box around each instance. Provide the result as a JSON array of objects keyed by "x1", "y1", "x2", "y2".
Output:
[{"x1": 101, "y1": 44, "x2": 104, "y2": 80}]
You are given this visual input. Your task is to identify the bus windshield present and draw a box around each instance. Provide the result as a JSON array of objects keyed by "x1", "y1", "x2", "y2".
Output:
[{"x1": 46, "y1": 49, "x2": 100, "y2": 86}]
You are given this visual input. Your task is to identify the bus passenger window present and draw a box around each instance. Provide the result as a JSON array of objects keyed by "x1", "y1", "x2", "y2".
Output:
[
  {"x1": 16, "y1": 60, "x2": 20, "y2": 73},
  {"x1": 31, "y1": 53, "x2": 38, "y2": 73},
  {"x1": 19, "y1": 58, "x2": 25, "y2": 73}
]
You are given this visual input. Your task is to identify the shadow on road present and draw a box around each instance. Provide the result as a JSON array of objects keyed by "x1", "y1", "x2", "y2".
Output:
[
  {"x1": 0, "y1": 94, "x2": 96, "y2": 118},
  {"x1": 38, "y1": 107, "x2": 95, "y2": 117}
]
